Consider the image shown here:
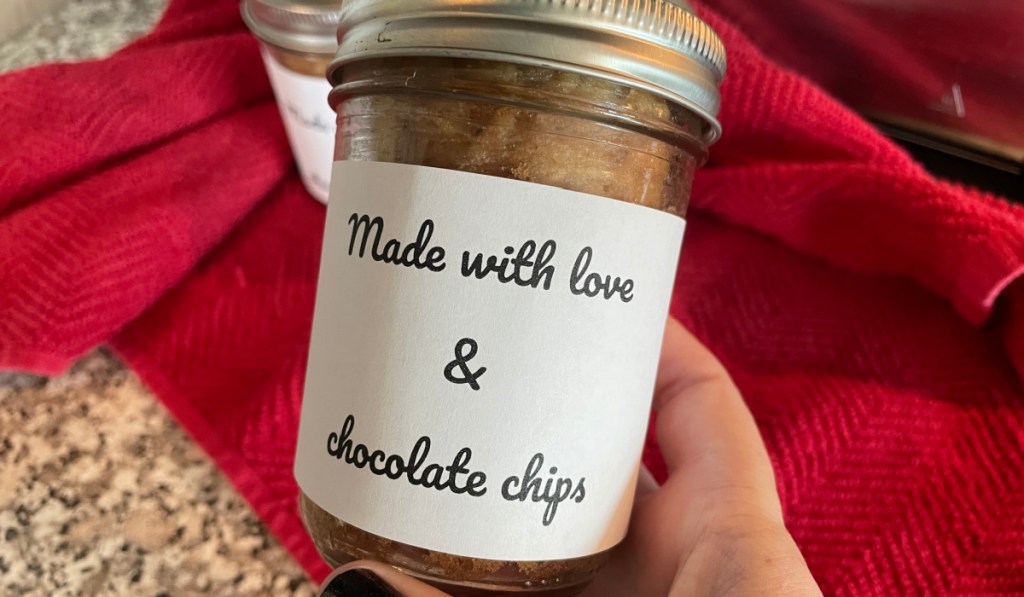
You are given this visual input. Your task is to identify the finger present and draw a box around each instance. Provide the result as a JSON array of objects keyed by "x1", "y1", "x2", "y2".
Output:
[
  {"x1": 587, "y1": 319, "x2": 816, "y2": 597},
  {"x1": 652, "y1": 318, "x2": 782, "y2": 522},
  {"x1": 320, "y1": 562, "x2": 452, "y2": 597},
  {"x1": 670, "y1": 525, "x2": 823, "y2": 597}
]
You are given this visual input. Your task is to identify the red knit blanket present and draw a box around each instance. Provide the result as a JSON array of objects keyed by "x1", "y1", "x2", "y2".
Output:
[{"x1": 2, "y1": 0, "x2": 1023, "y2": 592}]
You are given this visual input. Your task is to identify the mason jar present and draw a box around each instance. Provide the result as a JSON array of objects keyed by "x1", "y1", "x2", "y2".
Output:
[
  {"x1": 295, "y1": 1, "x2": 726, "y2": 595},
  {"x1": 241, "y1": 0, "x2": 342, "y2": 202}
]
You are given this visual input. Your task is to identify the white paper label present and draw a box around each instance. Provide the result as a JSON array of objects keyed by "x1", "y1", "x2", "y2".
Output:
[
  {"x1": 296, "y1": 161, "x2": 685, "y2": 561},
  {"x1": 260, "y1": 48, "x2": 335, "y2": 203}
]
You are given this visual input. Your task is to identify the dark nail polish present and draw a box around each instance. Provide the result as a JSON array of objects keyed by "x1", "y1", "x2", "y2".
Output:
[{"x1": 320, "y1": 569, "x2": 401, "y2": 597}]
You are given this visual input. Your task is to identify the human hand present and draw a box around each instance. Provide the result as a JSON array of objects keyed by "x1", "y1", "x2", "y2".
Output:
[{"x1": 318, "y1": 318, "x2": 822, "y2": 596}]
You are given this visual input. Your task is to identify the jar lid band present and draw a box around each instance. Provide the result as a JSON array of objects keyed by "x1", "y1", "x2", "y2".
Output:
[
  {"x1": 242, "y1": 0, "x2": 343, "y2": 55},
  {"x1": 328, "y1": 0, "x2": 726, "y2": 143}
]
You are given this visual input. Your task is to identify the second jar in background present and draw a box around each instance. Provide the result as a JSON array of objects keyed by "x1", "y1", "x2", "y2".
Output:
[{"x1": 242, "y1": 0, "x2": 342, "y2": 203}]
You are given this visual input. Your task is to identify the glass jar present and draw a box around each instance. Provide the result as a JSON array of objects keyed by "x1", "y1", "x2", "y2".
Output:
[
  {"x1": 295, "y1": 2, "x2": 726, "y2": 596},
  {"x1": 241, "y1": 0, "x2": 343, "y2": 203}
]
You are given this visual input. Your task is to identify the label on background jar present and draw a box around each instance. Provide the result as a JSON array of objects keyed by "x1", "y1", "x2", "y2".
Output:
[
  {"x1": 260, "y1": 48, "x2": 334, "y2": 203},
  {"x1": 295, "y1": 161, "x2": 685, "y2": 561}
]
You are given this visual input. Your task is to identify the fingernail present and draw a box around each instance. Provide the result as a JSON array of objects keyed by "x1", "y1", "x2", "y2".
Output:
[{"x1": 320, "y1": 568, "x2": 401, "y2": 597}]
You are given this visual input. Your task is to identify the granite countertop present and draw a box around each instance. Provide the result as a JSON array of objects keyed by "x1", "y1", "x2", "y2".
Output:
[{"x1": 0, "y1": 2, "x2": 317, "y2": 595}]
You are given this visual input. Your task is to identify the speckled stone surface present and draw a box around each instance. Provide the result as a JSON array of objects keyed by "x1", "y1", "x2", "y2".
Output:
[
  {"x1": 0, "y1": 352, "x2": 316, "y2": 596},
  {"x1": 0, "y1": 0, "x2": 167, "y2": 71},
  {"x1": 0, "y1": 2, "x2": 319, "y2": 595}
]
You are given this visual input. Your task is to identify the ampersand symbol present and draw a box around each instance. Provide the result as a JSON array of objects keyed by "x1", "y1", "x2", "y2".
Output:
[{"x1": 444, "y1": 338, "x2": 487, "y2": 391}]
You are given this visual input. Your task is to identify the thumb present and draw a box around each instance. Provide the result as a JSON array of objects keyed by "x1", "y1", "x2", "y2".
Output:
[{"x1": 320, "y1": 562, "x2": 452, "y2": 597}]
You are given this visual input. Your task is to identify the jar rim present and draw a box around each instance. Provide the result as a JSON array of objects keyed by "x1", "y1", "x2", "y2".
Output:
[
  {"x1": 241, "y1": 0, "x2": 342, "y2": 55},
  {"x1": 328, "y1": 61, "x2": 711, "y2": 165}
]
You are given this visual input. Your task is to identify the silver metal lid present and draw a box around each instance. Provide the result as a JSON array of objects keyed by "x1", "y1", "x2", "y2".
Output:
[
  {"x1": 241, "y1": 0, "x2": 343, "y2": 55},
  {"x1": 330, "y1": 0, "x2": 726, "y2": 143}
]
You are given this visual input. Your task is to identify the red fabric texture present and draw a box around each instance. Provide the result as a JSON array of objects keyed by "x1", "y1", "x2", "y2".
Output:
[{"x1": 2, "y1": 0, "x2": 1024, "y2": 593}]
